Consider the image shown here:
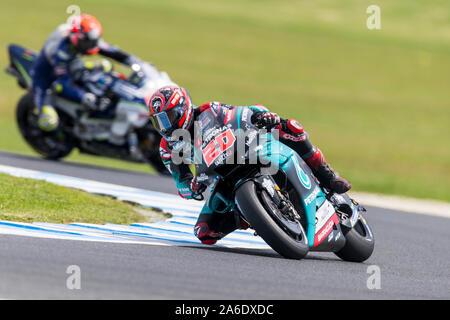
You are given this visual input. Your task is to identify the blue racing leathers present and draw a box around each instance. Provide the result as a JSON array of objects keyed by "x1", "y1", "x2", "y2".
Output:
[{"x1": 30, "y1": 23, "x2": 139, "y2": 110}]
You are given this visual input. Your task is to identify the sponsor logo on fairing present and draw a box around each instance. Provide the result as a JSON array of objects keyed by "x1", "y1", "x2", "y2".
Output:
[
  {"x1": 292, "y1": 156, "x2": 311, "y2": 189},
  {"x1": 317, "y1": 220, "x2": 334, "y2": 243},
  {"x1": 328, "y1": 232, "x2": 334, "y2": 242},
  {"x1": 304, "y1": 186, "x2": 320, "y2": 206},
  {"x1": 314, "y1": 213, "x2": 339, "y2": 246},
  {"x1": 334, "y1": 231, "x2": 342, "y2": 242},
  {"x1": 314, "y1": 201, "x2": 335, "y2": 232}
]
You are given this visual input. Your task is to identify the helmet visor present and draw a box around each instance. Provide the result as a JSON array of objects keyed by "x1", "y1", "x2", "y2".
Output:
[
  {"x1": 149, "y1": 107, "x2": 181, "y2": 134},
  {"x1": 80, "y1": 38, "x2": 98, "y2": 51}
]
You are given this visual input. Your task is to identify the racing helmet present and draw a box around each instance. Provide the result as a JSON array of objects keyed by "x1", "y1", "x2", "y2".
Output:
[
  {"x1": 148, "y1": 86, "x2": 194, "y2": 139},
  {"x1": 69, "y1": 14, "x2": 102, "y2": 55}
]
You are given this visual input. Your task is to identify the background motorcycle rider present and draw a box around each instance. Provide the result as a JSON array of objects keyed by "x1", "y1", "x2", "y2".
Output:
[
  {"x1": 148, "y1": 86, "x2": 352, "y2": 245},
  {"x1": 30, "y1": 13, "x2": 141, "y2": 131}
]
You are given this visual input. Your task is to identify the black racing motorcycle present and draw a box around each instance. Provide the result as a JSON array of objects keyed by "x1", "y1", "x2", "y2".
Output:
[
  {"x1": 189, "y1": 104, "x2": 374, "y2": 260},
  {"x1": 5, "y1": 44, "x2": 177, "y2": 174}
]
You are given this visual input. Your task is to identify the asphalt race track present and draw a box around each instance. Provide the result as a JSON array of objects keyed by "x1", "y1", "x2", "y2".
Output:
[{"x1": 0, "y1": 151, "x2": 449, "y2": 299}]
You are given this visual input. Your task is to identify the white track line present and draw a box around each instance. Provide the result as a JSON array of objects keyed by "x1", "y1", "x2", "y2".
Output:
[
  {"x1": 0, "y1": 164, "x2": 269, "y2": 249},
  {"x1": 0, "y1": 164, "x2": 448, "y2": 248},
  {"x1": 349, "y1": 191, "x2": 450, "y2": 218},
  {"x1": 1, "y1": 163, "x2": 448, "y2": 218}
]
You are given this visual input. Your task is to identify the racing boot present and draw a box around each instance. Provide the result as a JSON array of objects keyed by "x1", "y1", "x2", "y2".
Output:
[
  {"x1": 305, "y1": 148, "x2": 351, "y2": 194},
  {"x1": 37, "y1": 105, "x2": 59, "y2": 132}
]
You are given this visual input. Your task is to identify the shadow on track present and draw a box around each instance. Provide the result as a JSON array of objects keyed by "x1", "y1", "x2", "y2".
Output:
[{"x1": 181, "y1": 243, "x2": 343, "y2": 262}]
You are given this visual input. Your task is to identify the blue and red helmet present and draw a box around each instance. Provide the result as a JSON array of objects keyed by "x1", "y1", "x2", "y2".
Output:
[{"x1": 148, "y1": 86, "x2": 194, "y2": 138}]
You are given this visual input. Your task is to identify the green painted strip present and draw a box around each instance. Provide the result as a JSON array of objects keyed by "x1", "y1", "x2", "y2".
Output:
[
  {"x1": 21, "y1": 53, "x2": 35, "y2": 62},
  {"x1": 13, "y1": 59, "x2": 31, "y2": 87}
]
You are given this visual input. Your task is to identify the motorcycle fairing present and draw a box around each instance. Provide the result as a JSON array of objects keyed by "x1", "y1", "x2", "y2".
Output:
[
  {"x1": 258, "y1": 137, "x2": 344, "y2": 250},
  {"x1": 6, "y1": 45, "x2": 37, "y2": 89},
  {"x1": 193, "y1": 105, "x2": 346, "y2": 250}
]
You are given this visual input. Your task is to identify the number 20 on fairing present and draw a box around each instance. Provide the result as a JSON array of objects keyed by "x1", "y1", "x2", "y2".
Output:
[{"x1": 202, "y1": 129, "x2": 236, "y2": 167}]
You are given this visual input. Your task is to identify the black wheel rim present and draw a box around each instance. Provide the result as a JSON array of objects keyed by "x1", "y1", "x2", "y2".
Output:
[
  {"x1": 21, "y1": 108, "x2": 71, "y2": 157},
  {"x1": 259, "y1": 190, "x2": 307, "y2": 244}
]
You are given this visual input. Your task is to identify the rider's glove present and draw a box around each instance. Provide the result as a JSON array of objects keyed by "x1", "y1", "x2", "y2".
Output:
[
  {"x1": 82, "y1": 93, "x2": 110, "y2": 112},
  {"x1": 252, "y1": 111, "x2": 281, "y2": 129},
  {"x1": 81, "y1": 92, "x2": 97, "y2": 110},
  {"x1": 178, "y1": 186, "x2": 193, "y2": 199},
  {"x1": 97, "y1": 97, "x2": 111, "y2": 111},
  {"x1": 124, "y1": 55, "x2": 141, "y2": 67}
]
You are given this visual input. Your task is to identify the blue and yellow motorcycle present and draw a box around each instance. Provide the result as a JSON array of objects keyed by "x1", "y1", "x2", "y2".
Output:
[{"x1": 5, "y1": 44, "x2": 176, "y2": 174}]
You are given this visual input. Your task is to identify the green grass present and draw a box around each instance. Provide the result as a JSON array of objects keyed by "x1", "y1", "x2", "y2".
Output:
[
  {"x1": 0, "y1": 173, "x2": 167, "y2": 224},
  {"x1": 0, "y1": 0, "x2": 449, "y2": 202}
]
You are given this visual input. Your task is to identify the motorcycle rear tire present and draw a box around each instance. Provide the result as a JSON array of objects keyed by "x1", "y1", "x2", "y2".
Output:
[
  {"x1": 334, "y1": 216, "x2": 374, "y2": 262},
  {"x1": 16, "y1": 93, "x2": 73, "y2": 160}
]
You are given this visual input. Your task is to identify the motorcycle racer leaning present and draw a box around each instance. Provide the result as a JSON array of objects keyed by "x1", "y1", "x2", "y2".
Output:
[
  {"x1": 148, "y1": 86, "x2": 351, "y2": 245},
  {"x1": 31, "y1": 13, "x2": 141, "y2": 131}
]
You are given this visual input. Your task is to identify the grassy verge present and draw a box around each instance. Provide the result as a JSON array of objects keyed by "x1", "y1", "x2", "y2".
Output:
[
  {"x1": 0, "y1": 173, "x2": 168, "y2": 224},
  {"x1": 0, "y1": 0, "x2": 448, "y2": 202}
]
